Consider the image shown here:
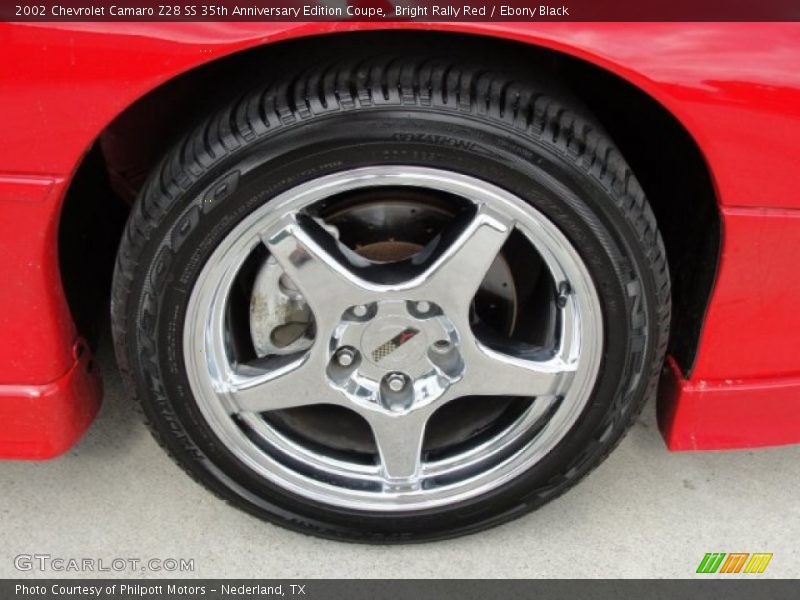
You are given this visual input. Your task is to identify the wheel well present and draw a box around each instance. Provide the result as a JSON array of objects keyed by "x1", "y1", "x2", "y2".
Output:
[{"x1": 58, "y1": 30, "x2": 719, "y2": 375}]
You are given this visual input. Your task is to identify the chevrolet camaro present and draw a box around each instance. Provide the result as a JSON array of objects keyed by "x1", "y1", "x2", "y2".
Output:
[{"x1": 1, "y1": 19, "x2": 798, "y2": 541}]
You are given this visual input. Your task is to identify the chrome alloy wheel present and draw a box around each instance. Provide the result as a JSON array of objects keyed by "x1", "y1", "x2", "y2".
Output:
[{"x1": 183, "y1": 166, "x2": 603, "y2": 511}]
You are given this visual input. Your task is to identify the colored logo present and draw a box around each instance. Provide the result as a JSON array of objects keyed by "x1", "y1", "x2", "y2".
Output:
[
  {"x1": 371, "y1": 327, "x2": 420, "y2": 362},
  {"x1": 696, "y1": 553, "x2": 772, "y2": 574}
]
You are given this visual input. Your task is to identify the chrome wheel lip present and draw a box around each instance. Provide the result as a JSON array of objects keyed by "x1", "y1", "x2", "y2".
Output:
[{"x1": 183, "y1": 166, "x2": 603, "y2": 511}]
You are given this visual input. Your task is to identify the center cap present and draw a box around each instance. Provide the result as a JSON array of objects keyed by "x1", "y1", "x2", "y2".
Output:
[
  {"x1": 327, "y1": 300, "x2": 465, "y2": 411},
  {"x1": 361, "y1": 317, "x2": 427, "y2": 369}
]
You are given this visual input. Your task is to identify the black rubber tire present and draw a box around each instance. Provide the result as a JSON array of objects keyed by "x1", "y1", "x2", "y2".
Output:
[{"x1": 112, "y1": 56, "x2": 670, "y2": 543}]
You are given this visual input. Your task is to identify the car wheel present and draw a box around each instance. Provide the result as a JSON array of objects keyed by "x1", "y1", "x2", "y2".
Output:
[{"x1": 112, "y1": 56, "x2": 670, "y2": 542}]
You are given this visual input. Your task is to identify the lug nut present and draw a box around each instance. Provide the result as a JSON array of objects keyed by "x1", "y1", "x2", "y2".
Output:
[
  {"x1": 431, "y1": 339, "x2": 452, "y2": 353},
  {"x1": 428, "y1": 339, "x2": 462, "y2": 376},
  {"x1": 416, "y1": 301, "x2": 431, "y2": 314},
  {"x1": 385, "y1": 373, "x2": 408, "y2": 392},
  {"x1": 353, "y1": 305, "x2": 368, "y2": 318},
  {"x1": 335, "y1": 347, "x2": 357, "y2": 367}
]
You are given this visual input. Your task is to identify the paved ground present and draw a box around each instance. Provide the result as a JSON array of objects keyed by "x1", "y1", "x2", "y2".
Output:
[{"x1": 1, "y1": 345, "x2": 799, "y2": 579}]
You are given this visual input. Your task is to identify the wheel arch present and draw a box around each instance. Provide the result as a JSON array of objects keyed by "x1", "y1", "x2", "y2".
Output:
[{"x1": 57, "y1": 28, "x2": 720, "y2": 378}]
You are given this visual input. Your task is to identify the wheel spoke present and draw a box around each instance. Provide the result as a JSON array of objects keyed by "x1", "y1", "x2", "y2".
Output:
[
  {"x1": 418, "y1": 205, "x2": 513, "y2": 319},
  {"x1": 462, "y1": 339, "x2": 575, "y2": 398},
  {"x1": 422, "y1": 394, "x2": 559, "y2": 477},
  {"x1": 262, "y1": 214, "x2": 371, "y2": 323},
  {"x1": 228, "y1": 353, "x2": 337, "y2": 413},
  {"x1": 366, "y1": 409, "x2": 431, "y2": 484}
]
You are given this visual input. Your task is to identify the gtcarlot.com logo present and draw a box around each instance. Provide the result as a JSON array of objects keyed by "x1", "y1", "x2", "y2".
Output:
[
  {"x1": 14, "y1": 554, "x2": 195, "y2": 573},
  {"x1": 696, "y1": 552, "x2": 773, "y2": 574}
]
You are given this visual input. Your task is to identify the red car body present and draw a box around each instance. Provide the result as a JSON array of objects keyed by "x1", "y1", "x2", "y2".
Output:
[{"x1": 1, "y1": 21, "x2": 799, "y2": 459}]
